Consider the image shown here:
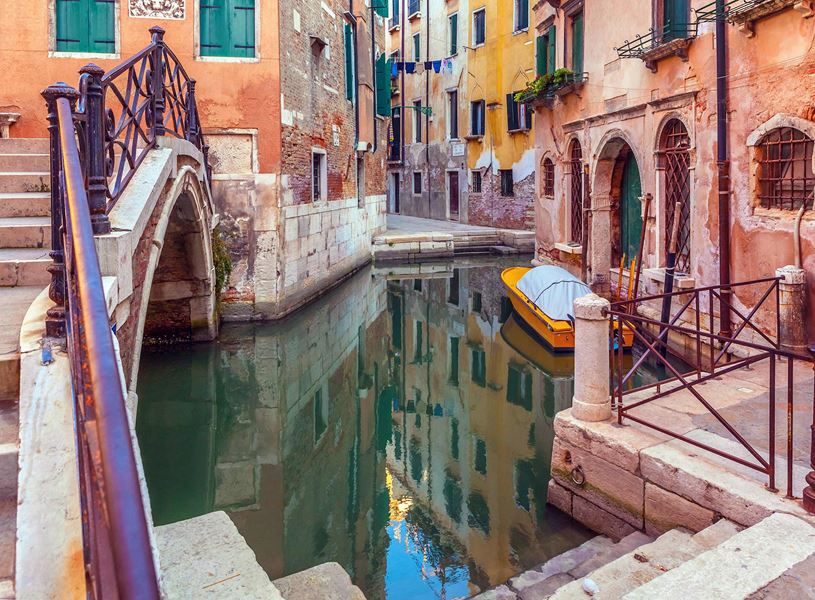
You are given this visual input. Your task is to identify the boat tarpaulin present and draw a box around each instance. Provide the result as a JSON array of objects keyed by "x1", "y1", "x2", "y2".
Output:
[{"x1": 516, "y1": 266, "x2": 591, "y2": 322}]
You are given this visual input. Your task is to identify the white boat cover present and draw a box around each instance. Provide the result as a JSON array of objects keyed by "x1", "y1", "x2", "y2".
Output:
[{"x1": 516, "y1": 266, "x2": 591, "y2": 322}]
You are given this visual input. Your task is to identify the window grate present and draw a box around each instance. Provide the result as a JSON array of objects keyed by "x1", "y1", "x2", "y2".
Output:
[
  {"x1": 569, "y1": 141, "x2": 583, "y2": 244},
  {"x1": 500, "y1": 170, "x2": 514, "y2": 197},
  {"x1": 758, "y1": 127, "x2": 815, "y2": 211},
  {"x1": 472, "y1": 170, "x2": 482, "y2": 193},
  {"x1": 661, "y1": 120, "x2": 691, "y2": 274},
  {"x1": 543, "y1": 158, "x2": 555, "y2": 197}
]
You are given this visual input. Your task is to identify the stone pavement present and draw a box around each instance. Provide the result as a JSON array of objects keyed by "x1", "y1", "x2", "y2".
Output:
[{"x1": 373, "y1": 214, "x2": 535, "y2": 261}]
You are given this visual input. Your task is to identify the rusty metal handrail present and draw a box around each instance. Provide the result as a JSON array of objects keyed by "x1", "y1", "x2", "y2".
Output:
[{"x1": 607, "y1": 278, "x2": 815, "y2": 510}]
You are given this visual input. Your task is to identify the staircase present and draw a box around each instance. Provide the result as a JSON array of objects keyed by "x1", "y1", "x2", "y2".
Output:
[
  {"x1": 0, "y1": 136, "x2": 51, "y2": 599},
  {"x1": 475, "y1": 513, "x2": 815, "y2": 599}
]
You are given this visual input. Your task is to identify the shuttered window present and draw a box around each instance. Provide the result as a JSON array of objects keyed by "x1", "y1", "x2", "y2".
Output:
[
  {"x1": 375, "y1": 55, "x2": 392, "y2": 117},
  {"x1": 344, "y1": 23, "x2": 356, "y2": 102},
  {"x1": 473, "y1": 9, "x2": 486, "y2": 46},
  {"x1": 536, "y1": 26, "x2": 556, "y2": 75},
  {"x1": 571, "y1": 11, "x2": 584, "y2": 73},
  {"x1": 56, "y1": 0, "x2": 115, "y2": 54},
  {"x1": 200, "y1": 0, "x2": 256, "y2": 58},
  {"x1": 470, "y1": 100, "x2": 485, "y2": 136},
  {"x1": 448, "y1": 13, "x2": 458, "y2": 55},
  {"x1": 507, "y1": 93, "x2": 532, "y2": 132},
  {"x1": 514, "y1": 0, "x2": 529, "y2": 31}
]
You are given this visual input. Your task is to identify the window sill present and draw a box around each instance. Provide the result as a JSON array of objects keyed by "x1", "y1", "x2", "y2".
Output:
[
  {"x1": 751, "y1": 206, "x2": 815, "y2": 220},
  {"x1": 471, "y1": 42, "x2": 485, "y2": 49},
  {"x1": 49, "y1": 50, "x2": 119, "y2": 60},
  {"x1": 642, "y1": 267, "x2": 696, "y2": 289},
  {"x1": 388, "y1": 23, "x2": 401, "y2": 32},
  {"x1": 408, "y1": 11, "x2": 422, "y2": 20},
  {"x1": 555, "y1": 242, "x2": 582, "y2": 255},
  {"x1": 464, "y1": 134, "x2": 484, "y2": 141},
  {"x1": 195, "y1": 55, "x2": 260, "y2": 64},
  {"x1": 508, "y1": 128, "x2": 531, "y2": 135},
  {"x1": 512, "y1": 27, "x2": 530, "y2": 36}
]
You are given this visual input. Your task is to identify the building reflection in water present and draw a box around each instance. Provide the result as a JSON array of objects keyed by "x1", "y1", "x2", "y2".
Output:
[{"x1": 136, "y1": 260, "x2": 595, "y2": 600}]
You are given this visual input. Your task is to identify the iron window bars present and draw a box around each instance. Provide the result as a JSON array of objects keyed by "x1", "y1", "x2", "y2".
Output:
[{"x1": 758, "y1": 127, "x2": 815, "y2": 211}]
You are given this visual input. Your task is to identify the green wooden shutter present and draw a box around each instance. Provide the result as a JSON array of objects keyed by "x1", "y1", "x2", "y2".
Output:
[
  {"x1": 56, "y1": 0, "x2": 85, "y2": 52},
  {"x1": 507, "y1": 93, "x2": 518, "y2": 131},
  {"x1": 519, "y1": 0, "x2": 529, "y2": 29},
  {"x1": 90, "y1": 0, "x2": 115, "y2": 53},
  {"x1": 572, "y1": 13, "x2": 584, "y2": 74},
  {"x1": 375, "y1": 55, "x2": 392, "y2": 117},
  {"x1": 230, "y1": 0, "x2": 255, "y2": 58},
  {"x1": 372, "y1": 0, "x2": 389, "y2": 18},
  {"x1": 200, "y1": 0, "x2": 227, "y2": 57},
  {"x1": 536, "y1": 35, "x2": 546, "y2": 76},
  {"x1": 547, "y1": 25, "x2": 556, "y2": 74},
  {"x1": 450, "y1": 13, "x2": 458, "y2": 55},
  {"x1": 344, "y1": 24, "x2": 355, "y2": 102}
]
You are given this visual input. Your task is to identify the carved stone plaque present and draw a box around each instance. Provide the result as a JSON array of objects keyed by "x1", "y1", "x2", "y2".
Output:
[{"x1": 129, "y1": 0, "x2": 186, "y2": 20}]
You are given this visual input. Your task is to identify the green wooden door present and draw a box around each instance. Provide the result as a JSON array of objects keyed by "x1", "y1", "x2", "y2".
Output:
[
  {"x1": 620, "y1": 154, "x2": 642, "y2": 264},
  {"x1": 663, "y1": 0, "x2": 689, "y2": 40}
]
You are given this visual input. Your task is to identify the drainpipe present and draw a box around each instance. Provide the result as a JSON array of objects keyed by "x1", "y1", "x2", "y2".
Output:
[
  {"x1": 716, "y1": 0, "x2": 732, "y2": 337},
  {"x1": 371, "y1": 3, "x2": 378, "y2": 152},
  {"x1": 400, "y1": 0, "x2": 406, "y2": 167},
  {"x1": 350, "y1": 1, "x2": 360, "y2": 151},
  {"x1": 425, "y1": 6, "x2": 431, "y2": 219}
]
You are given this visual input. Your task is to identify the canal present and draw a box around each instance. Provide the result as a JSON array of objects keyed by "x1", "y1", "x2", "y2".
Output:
[{"x1": 136, "y1": 258, "x2": 669, "y2": 599}]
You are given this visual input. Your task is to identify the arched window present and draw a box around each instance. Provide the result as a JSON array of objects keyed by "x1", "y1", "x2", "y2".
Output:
[
  {"x1": 757, "y1": 127, "x2": 815, "y2": 211},
  {"x1": 542, "y1": 157, "x2": 555, "y2": 197},
  {"x1": 569, "y1": 141, "x2": 583, "y2": 244},
  {"x1": 659, "y1": 119, "x2": 691, "y2": 274}
]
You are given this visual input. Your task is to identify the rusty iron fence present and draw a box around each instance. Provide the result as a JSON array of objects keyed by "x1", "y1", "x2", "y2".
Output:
[
  {"x1": 607, "y1": 278, "x2": 815, "y2": 511},
  {"x1": 41, "y1": 27, "x2": 210, "y2": 598}
]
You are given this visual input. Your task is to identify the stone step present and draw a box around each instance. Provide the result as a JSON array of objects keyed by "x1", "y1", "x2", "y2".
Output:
[
  {"x1": 0, "y1": 286, "x2": 43, "y2": 402},
  {"x1": 625, "y1": 514, "x2": 815, "y2": 600},
  {"x1": 0, "y1": 174, "x2": 49, "y2": 195},
  {"x1": 0, "y1": 193, "x2": 50, "y2": 219},
  {"x1": 0, "y1": 218, "x2": 50, "y2": 249},
  {"x1": 0, "y1": 139, "x2": 48, "y2": 155},
  {"x1": 0, "y1": 249, "x2": 50, "y2": 287},
  {"x1": 0, "y1": 404, "x2": 17, "y2": 588},
  {"x1": 548, "y1": 520, "x2": 741, "y2": 600},
  {"x1": 0, "y1": 155, "x2": 49, "y2": 173}
]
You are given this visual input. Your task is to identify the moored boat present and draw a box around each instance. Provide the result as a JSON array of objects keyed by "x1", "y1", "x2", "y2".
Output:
[{"x1": 501, "y1": 265, "x2": 633, "y2": 352}]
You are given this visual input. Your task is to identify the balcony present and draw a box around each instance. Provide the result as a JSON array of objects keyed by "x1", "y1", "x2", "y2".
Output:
[
  {"x1": 515, "y1": 70, "x2": 588, "y2": 110},
  {"x1": 616, "y1": 22, "x2": 698, "y2": 73},
  {"x1": 696, "y1": 0, "x2": 813, "y2": 36}
]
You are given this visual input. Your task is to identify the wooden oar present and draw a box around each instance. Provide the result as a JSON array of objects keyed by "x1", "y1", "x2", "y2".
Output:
[{"x1": 659, "y1": 201, "x2": 683, "y2": 357}]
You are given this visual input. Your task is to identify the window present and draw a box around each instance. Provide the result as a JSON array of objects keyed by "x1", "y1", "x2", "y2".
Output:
[
  {"x1": 444, "y1": 472, "x2": 462, "y2": 523},
  {"x1": 313, "y1": 388, "x2": 328, "y2": 442},
  {"x1": 448, "y1": 91, "x2": 459, "y2": 139},
  {"x1": 413, "y1": 171, "x2": 423, "y2": 194},
  {"x1": 470, "y1": 100, "x2": 485, "y2": 136},
  {"x1": 413, "y1": 278, "x2": 422, "y2": 291},
  {"x1": 344, "y1": 23, "x2": 356, "y2": 101},
  {"x1": 451, "y1": 418, "x2": 459, "y2": 459},
  {"x1": 507, "y1": 364, "x2": 533, "y2": 411},
  {"x1": 473, "y1": 9, "x2": 486, "y2": 46},
  {"x1": 390, "y1": 107, "x2": 401, "y2": 160},
  {"x1": 500, "y1": 169, "x2": 514, "y2": 197},
  {"x1": 500, "y1": 296, "x2": 512, "y2": 323},
  {"x1": 391, "y1": 0, "x2": 400, "y2": 22},
  {"x1": 507, "y1": 93, "x2": 532, "y2": 131},
  {"x1": 514, "y1": 0, "x2": 529, "y2": 32},
  {"x1": 569, "y1": 10, "x2": 584, "y2": 73},
  {"x1": 660, "y1": 119, "x2": 691, "y2": 273},
  {"x1": 536, "y1": 26, "x2": 556, "y2": 76},
  {"x1": 474, "y1": 438, "x2": 487, "y2": 475},
  {"x1": 413, "y1": 100, "x2": 423, "y2": 142},
  {"x1": 757, "y1": 127, "x2": 815, "y2": 211},
  {"x1": 56, "y1": 0, "x2": 115, "y2": 54},
  {"x1": 408, "y1": 0, "x2": 420, "y2": 17},
  {"x1": 414, "y1": 321, "x2": 423, "y2": 362},
  {"x1": 569, "y1": 140, "x2": 584, "y2": 243},
  {"x1": 447, "y1": 268, "x2": 460, "y2": 305},
  {"x1": 662, "y1": 0, "x2": 690, "y2": 42},
  {"x1": 448, "y1": 337, "x2": 460, "y2": 385},
  {"x1": 471, "y1": 348, "x2": 486, "y2": 386},
  {"x1": 472, "y1": 292, "x2": 482, "y2": 312},
  {"x1": 312, "y1": 150, "x2": 326, "y2": 202},
  {"x1": 448, "y1": 13, "x2": 459, "y2": 56},
  {"x1": 542, "y1": 157, "x2": 555, "y2": 197},
  {"x1": 467, "y1": 491, "x2": 490, "y2": 534},
  {"x1": 472, "y1": 170, "x2": 482, "y2": 193},
  {"x1": 200, "y1": 0, "x2": 256, "y2": 59},
  {"x1": 413, "y1": 32, "x2": 421, "y2": 61}
]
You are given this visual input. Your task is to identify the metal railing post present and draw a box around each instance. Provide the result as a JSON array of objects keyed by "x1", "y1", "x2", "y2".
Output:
[
  {"x1": 185, "y1": 79, "x2": 200, "y2": 147},
  {"x1": 41, "y1": 82, "x2": 79, "y2": 339},
  {"x1": 79, "y1": 64, "x2": 111, "y2": 235},
  {"x1": 805, "y1": 345, "x2": 815, "y2": 513},
  {"x1": 149, "y1": 26, "x2": 166, "y2": 137}
]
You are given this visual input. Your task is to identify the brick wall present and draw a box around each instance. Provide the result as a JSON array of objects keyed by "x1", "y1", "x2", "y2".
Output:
[{"x1": 468, "y1": 170, "x2": 535, "y2": 230}]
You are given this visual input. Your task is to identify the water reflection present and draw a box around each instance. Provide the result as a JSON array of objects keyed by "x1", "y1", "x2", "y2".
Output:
[{"x1": 137, "y1": 259, "x2": 601, "y2": 599}]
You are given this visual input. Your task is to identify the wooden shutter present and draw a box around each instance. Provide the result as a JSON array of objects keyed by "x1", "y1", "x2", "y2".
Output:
[
  {"x1": 344, "y1": 24, "x2": 355, "y2": 102},
  {"x1": 375, "y1": 55, "x2": 392, "y2": 117},
  {"x1": 449, "y1": 13, "x2": 458, "y2": 55},
  {"x1": 371, "y1": 0, "x2": 389, "y2": 18},
  {"x1": 56, "y1": 0, "x2": 85, "y2": 52},
  {"x1": 90, "y1": 0, "x2": 115, "y2": 53},
  {"x1": 536, "y1": 35, "x2": 546, "y2": 76},
  {"x1": 200, "y1": 0, "x2": 227, "y2": 56},
  {"x1": 547, "y1": 25, "x2": 556, "y2": 74},
  {"x1": 519, "y1": 0, "x2": 529, "y2": 29},
  {"x1": 230, "y1": 0, "x2": 255, "y2": 58},
  {"x1": 507, "y1": 94, "x2": 519, "y2": 131},
  {"x1": 572, "y1": 13, "x2": 584, "y2": 74}
]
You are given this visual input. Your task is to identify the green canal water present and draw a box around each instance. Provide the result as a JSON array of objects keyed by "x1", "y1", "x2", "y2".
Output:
[{"x1": 136, "y1": 259, "x2": 673, "y2": 599}]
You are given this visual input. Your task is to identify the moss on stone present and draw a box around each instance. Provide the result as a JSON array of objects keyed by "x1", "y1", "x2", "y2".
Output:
[{"x1": 212, "y1": 226, "x2": 232, "y2": 314}]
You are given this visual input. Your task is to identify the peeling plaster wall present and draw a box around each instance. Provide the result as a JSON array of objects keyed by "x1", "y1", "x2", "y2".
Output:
[{"x1": 532, "y1": 1, "x2": 815, "y2": 337}]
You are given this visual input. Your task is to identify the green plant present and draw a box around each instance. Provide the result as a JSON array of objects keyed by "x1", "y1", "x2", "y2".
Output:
[
  {"x1": 514, "y1": 68, "x2": 578, "y2": 103},
  {"x1": 212, "y1": 226, "x2": 232, "y2": 312}
]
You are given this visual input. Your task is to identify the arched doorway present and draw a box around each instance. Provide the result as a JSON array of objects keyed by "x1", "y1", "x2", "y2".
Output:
[{"x1": 619, "y1": 153, "x2": 643, "y2": 266}]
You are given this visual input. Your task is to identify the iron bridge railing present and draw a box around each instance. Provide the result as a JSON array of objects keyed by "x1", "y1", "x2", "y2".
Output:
[
  {"x1": 41, "y1": 26, "x2": 210, "y2": 599},
  {"x1": 607, "y1": 279, "x2": 815, "y2": 510}
]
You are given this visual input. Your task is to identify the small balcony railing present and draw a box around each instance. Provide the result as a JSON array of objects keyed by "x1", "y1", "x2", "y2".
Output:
[
  {"x1": 696, "y1": 0, "x2": 809, "y2": 33},
  {"x1": 616, "y1": 22, "x2": 698, "y2": 72}
]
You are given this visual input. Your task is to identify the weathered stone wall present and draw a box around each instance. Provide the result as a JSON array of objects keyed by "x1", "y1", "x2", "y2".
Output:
[
  {"x1": 394, "y1": 142, "x2": 468, "y2": 221},
  {"x1": 468, "y1": 169, "x2": 535, "y2": 230}
]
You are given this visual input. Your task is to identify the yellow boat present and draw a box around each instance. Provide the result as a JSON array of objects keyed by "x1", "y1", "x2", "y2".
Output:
[{"x1": 501, "y1": 266, "x2": 634, "y2": 352}]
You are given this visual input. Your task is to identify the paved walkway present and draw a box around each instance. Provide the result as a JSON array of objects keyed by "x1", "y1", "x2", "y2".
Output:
[{"x1": 373, "y1": 214, "x2": 535, "y2": 260}]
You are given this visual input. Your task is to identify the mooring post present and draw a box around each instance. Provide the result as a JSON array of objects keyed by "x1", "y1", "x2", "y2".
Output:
[
  {"x1": 776, "y1": 265, "x2": 807, "y2": 352},
  {"x1": 572, "y1": 293, "x2": 612, "y2": 422}
]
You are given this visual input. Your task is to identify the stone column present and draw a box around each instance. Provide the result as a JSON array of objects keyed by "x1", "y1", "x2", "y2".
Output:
[
  {"x1": 572, "y1": 293, "x2": 612, "y2": 422},
  {"x1": 590, "y1": 194, "x2": 612, "y2": 294},
  {"x1": 776, "y1": 265, "x2": 807, "y2": 352}
]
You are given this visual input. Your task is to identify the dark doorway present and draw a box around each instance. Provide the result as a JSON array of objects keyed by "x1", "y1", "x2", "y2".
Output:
[{"x1": 448, "y1": 171, "x2": 460, "y2": 221}]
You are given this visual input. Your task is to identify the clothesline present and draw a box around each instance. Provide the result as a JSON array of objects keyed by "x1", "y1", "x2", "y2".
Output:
[{"x1": 391, "y1": 57, "x2": 456, "y2": 76}]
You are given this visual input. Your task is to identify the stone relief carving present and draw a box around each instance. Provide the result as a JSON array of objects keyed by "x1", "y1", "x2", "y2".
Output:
[{"x1": 129, "y1": 0, "x2": 186, "y2": 20}]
